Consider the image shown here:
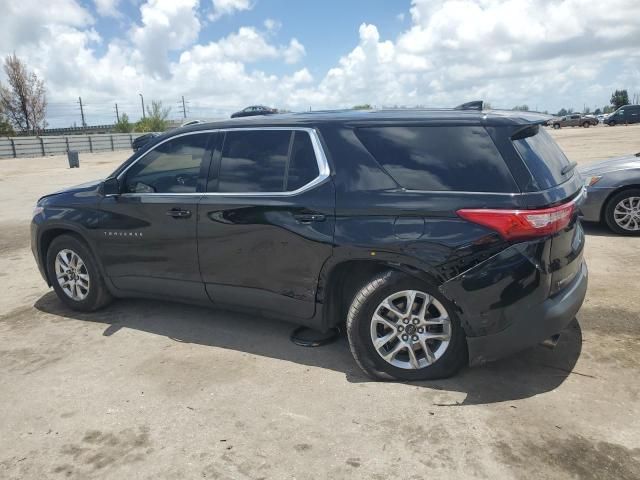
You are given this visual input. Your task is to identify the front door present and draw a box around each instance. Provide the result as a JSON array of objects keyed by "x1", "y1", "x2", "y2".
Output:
[
  {"x1": 97, "y1": 131, "x2": 214, "y2": 301},
  {"x1": 197, "y1": 128, "x2": 335, "y2": 319}
]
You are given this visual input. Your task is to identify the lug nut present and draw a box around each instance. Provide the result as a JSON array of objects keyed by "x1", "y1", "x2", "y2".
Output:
[
  {"x1": 403, "y1": 318, "x2": 409, "y2": 324},
  {"x1": 401, "y1": 334, "x2": 409, "y2": 341},
  {"x1": 412, "y1": 318, "x2": 419, "y2": 325},
  {"x1": 417, "y1": 327, "x2": 424, "y2": 333},
  {"x1": 398, "y1": 325, "x2": 404, "y2": 332},
  {"x1": 412, "y1": 335, "x2": 419, "y2": 342}
]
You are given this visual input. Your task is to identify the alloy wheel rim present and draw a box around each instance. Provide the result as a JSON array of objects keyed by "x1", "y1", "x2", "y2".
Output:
[
  {"x1": 54, "y1": 249, "x2": 90, "y2": 301},
  {"x1": 613, "y1": 196, "x2": 640, "y2": 231},
  {"x1": 370, "y1": 290, "x2": 452, "y2": 370}
]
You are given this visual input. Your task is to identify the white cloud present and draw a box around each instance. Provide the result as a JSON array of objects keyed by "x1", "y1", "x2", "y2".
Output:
[
  {"x1": 130, "y1": 0, "x2": 200, "y2": 78},
  {"x1": 209, "y1": 0, "x2": 252, "y2": 21},
  {"x1": 283, "y1": 38, "x2": 305, "y2": 64},
  {"x1": 94, "y1": 0, "x2": 122, "y2": 17},
  {"x1": 1, "y1": 0, "x2": 639, "y2": 126}
]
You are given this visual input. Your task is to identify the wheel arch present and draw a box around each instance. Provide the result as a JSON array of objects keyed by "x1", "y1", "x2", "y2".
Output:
[
  {"x1": 599, "y1": 184, "x2": 640, "y2": 222},
  {"x1": 319, "y1": 258, "x2": 441, "y2": 329},
  {"x1": 38, "y1": 225, "x2": 100, "y2": 285}
]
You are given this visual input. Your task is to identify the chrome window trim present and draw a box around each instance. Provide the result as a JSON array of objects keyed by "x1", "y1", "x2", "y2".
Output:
[{"x1": 116, "y1": 127, "x2": 330, "y2": 197}]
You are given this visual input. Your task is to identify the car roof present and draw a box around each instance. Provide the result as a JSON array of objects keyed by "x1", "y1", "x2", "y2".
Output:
[{"x1": 176, "y1": 108, "x2": 551, "y2": 135}]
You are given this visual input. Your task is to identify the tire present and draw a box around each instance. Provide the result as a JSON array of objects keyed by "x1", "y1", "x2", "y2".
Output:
[
  {"x1": 608, "y1": 120, "x2": 616, "y2": 127},
  {"x1": 46, "y1": 234, "x2": 112, "y2": 311},
  {"x1": 582, "y1": 122, "x2": 590, "y2": 128},
  {"x1": 603, "y1": 189, "x2": 640, "y2": 236},
  {"x1": 346, "y1": 271, "x2": 467, "y2": 381},
  {"x1": 553, "y1": 123, "x2": 561, "y2": 129}
]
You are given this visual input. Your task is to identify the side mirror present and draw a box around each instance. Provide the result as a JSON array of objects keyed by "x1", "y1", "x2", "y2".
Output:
[{"x1": 102, "y1": 177, "x2": 121, "y2": 196}]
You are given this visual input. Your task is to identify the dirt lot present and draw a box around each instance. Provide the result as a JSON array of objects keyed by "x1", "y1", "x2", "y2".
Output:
[{"x1": 1, "y1": 125, "x2": 639, "y2": 479}]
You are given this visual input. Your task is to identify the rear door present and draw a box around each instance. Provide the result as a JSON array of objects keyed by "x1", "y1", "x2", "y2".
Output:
[{"x1": 197, "y1": 127, "x2": 335, "y2": 319}]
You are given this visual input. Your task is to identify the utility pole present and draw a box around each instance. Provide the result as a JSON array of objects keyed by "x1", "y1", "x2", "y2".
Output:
[
  {"x1": 139, "y1": 93, "x2": 146, "y2": 119},
  {"x1": 78, "y1": 97, "x2": 86, "y2": 127},
  {"x1": 181, "y1": 96, "x2": 187, "y2": 118},
  {"x1": 115, "y1": 103, "x2": 120, "y2": 122}
]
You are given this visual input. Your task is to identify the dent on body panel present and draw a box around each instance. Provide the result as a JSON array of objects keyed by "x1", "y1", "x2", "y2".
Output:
[{"x1": 440, "y1": 241, "x2": 550, "y2": 336}]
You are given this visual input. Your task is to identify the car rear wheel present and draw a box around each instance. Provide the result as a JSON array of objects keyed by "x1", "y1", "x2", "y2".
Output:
[
  {"x1": 582, "y1": 122, "x2": 590, "y2": 128},
  {"x1": 346, "y1": 271, "x2": 467, "y2": 381},
  {"x1": 608, "y1": 120, "x2": 616, "y2": 126},
  {"x1": 604, "y1": 189, "x2": 640, "y2": 235},
  {"x1": 46, "y1": 234, "x2": 113, "y2": 311},
  {"x1": 553, "y1": 123, "x2": 561, "y2": 129}
]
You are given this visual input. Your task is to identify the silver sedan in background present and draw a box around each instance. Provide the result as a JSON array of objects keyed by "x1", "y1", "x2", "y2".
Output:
[{"x1": 579, "y1": 153, "x2": 640, "y2": 235}]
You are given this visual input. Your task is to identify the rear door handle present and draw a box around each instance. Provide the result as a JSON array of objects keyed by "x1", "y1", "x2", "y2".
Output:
[
  {"x1": 166, "y1": 208, "x2": 192, "y2": 219},
  {"x1": 294, "y1": 213, "x2": 326, "y2": 223}
]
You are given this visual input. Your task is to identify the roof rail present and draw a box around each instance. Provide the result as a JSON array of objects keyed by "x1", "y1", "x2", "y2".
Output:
[{"x1": 454, "y1": 100, "x2": 484, "y2": 111}]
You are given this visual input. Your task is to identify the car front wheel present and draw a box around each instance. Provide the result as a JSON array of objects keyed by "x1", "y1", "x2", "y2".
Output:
[
  {"x1": 346, "y1": 271, "x2": 467, "y2": 381},
  {"x1": 46, "y1": 234, "x2": 112, "y2": 311},
  {"x1": 604, "y1": 189, "x2": 640, "y2": 235}
]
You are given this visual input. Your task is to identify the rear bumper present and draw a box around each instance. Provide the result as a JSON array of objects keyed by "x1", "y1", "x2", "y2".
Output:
[{"x1": 466, "y1": 261, "x2": 588, "y2": 366}]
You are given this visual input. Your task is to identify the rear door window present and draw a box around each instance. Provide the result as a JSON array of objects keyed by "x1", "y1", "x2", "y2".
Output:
[
  {"x1": 355, "y1": 126, "x2": 517, "y2": 192},
  {"x1": 512, "y1": 127, "x2": 572, "y2": 189},
  {"x1": 214, "y1": 130, "x2": 320, "y2": 193}
]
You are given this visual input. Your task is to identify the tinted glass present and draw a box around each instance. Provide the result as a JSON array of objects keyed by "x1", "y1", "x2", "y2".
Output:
[
  {"x1": 286, "y1": 132, "x2": 319, "y2": 191},
  {"x1": 513, "y1": 127, "x2": 571, "y2": 189},
  {"x1": 355, "y1": 126, "x2": 516, "y2": 192},
  {"x1": 218, "y1": 130, "x2": 291, "y2": 192},
  {"x1": 124, "y1": 134, "x2": 209, "y2": 193}
]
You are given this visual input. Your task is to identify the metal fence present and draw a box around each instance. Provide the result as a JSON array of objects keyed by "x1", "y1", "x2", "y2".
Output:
[{"x1": 0, "y1": 133, "x2": 148, "y2": 159}]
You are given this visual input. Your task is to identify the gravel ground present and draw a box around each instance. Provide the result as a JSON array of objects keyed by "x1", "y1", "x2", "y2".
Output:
[{"x1": 0, "y1": 125, "x2": 639, "y2": 479}]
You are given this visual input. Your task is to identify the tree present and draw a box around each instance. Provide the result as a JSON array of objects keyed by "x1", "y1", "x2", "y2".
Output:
[
  {"x1": 512, "y1": 105, "x2": 529, "y2": 111},
  {"x1": 603, "y1": 105, "x2": 615, "y2": 114},
  {"x1": 557, "y1": 108, "x2": 568, "y2": 116},
  {"x1": 0, "y1": 54, "x2": 46, "y2": 133},
  {"x1": 583, "y1": 106, "x2": 591, "y2": 114},
  {"x1": 0, "y1": 104, "x2": 14, "y2": 136},
  {"x1": 352, "y1": 104, "x2": 372, "y2": 110},
  {"x1": 594, "y1": 108, "x2": 602, "y2": 115},
  {"x1": 135, "y1": 100, "x2": 170, "y2": 132},
  {"x1": 610, "y1": 89, "x2": 629, "y2": 110},
  {"x1": 114, "y1": 113, "x2": 133, "y2": 133}
]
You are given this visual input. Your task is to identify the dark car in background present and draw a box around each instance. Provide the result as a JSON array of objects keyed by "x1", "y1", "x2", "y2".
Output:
[
  {"x1": 550, "y1": 114, "x2": 598, "y2": 129},
  {"x1": 132, "y1": 132, "x2": 159, "y2": 151},
  {"x1": 579, "y1": 152, "x2": 640, "y2": 234},
  {"x1": 31, "y1": 109, "x2": 587, "y2": 381},
  {"x1": 230, "y1": 105, "x2": 278, "y2": 118},
  {"x1": 604, "y1": 105, "x2": 640, "y2": 126}
]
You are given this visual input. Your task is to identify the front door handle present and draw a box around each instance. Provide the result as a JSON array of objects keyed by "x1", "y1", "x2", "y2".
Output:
[
  {"x1": 294, "y1": 213, "x2": 326, "y2": 223},
  {"x1": 166, "y1": 208, "x2": 192, "y2": 219}
]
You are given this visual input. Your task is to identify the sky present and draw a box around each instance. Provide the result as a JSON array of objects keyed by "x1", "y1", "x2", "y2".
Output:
[{"x1": 1, "y1": 0, "x2": 639, "y2": 127}]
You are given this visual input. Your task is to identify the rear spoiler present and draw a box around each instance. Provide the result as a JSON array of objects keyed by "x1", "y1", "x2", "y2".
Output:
[{"x1": 454, "y1": 100, "x2": 484, "y2": 111}]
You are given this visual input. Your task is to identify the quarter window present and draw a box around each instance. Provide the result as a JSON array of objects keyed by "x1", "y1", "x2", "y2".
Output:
[
  {"x1": 355, "y1": 126, "x2": 517, "y2": 192},
  {"x1": 124, "y1": 134, "x2": 210, "y2": 194}
]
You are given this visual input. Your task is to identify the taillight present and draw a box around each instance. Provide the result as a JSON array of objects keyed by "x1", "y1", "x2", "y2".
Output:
[{"x1": 457, "y1": 201, "x2": 576, "y2": 241}]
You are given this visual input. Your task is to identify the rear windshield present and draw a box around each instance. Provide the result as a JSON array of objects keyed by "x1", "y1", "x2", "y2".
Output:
[
  {"x1": 512, "y1": 128, "x2": 572, "y2": 189},
  {"x1": 355, "y1": 126, "x2": 517, "y2": 192}
]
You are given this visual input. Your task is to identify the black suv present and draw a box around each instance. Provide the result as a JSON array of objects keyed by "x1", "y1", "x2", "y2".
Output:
[{"x1": 31, "y1": 110, "x2": 588, "y2": 381}]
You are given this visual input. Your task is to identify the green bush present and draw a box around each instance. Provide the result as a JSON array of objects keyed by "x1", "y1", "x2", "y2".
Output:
[
  {"x1": 114, "y1": 113, "x2": 133, "y2": 133},
  {"x1": 135, "y1": 100, "x2": 170, "y2": 132}
]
